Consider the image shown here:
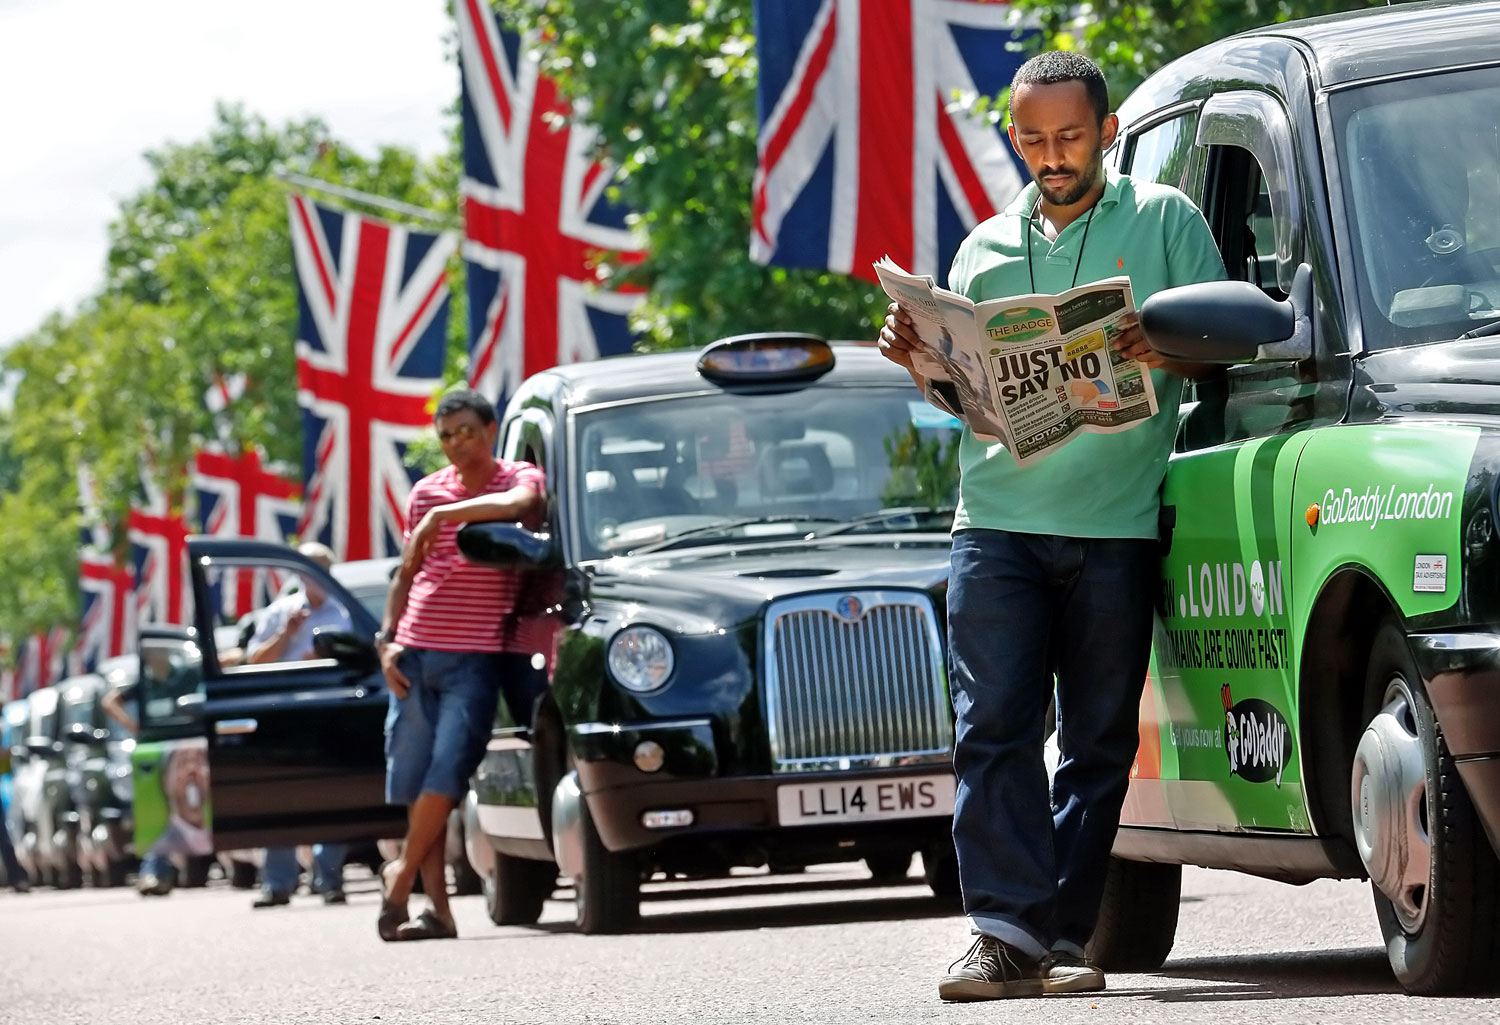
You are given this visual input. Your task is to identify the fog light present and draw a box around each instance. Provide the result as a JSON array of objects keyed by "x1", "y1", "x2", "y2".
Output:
[
  {"x1": 634, "y1": 740, "x2": 666, "y2": 773},
  {"x1": 641, "y1": 809, "x2": 694, "y2": 830}
]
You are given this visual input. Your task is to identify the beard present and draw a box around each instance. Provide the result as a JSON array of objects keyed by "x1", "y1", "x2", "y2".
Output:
[{"x1": 1034, "y1": 141, "x2": 1105, "y2": 206}]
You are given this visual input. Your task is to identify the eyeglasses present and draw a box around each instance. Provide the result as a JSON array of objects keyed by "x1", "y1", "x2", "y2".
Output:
[{"x1": 437, "y1": 423, "x2": 480, "y2": 444}]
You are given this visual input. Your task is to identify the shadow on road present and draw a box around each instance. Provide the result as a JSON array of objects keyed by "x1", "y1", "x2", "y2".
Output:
[
  {"x1": 639, "y1": 874, "x2": 911, "y2": 903},
  {"x1": 511, "y1": 892, "x2": 959, "y2": 936},
  {"x1": 1105, "y1": 946, "x2": 1402, "y2": 1002}
]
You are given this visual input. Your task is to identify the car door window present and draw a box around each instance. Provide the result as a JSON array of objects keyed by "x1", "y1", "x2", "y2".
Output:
[
  {"x1": 1179, "y1": 136, "x2": 1318, "y2": 452},
  {"x1": 197, "y1": 557, "x2": 371, "y2": 677},
  {"x1": 137, "y1": 634, "x2": 204, "y2": 732},
  {"x1": 1125, "y1": 109, "x2": 1201, "y2": 193}
]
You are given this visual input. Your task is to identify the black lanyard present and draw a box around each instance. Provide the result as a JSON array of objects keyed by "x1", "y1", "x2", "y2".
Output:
[{"x1": 1026, "y1": 199, "x2": 1096, "y2": 295}]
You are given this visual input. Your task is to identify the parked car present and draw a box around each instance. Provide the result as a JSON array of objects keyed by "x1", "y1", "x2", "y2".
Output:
[
  {"x1": 458, "y1": 333, "x2": 962, "y2": 932},
  {"x1": 62, "y1": 658, "x2": 138, "y2": 887},
  {"x1": 2, "y1": 696, "x2": 31, "y2": 884},
  {"x1": 1075, "y1": 0, "x2": 1500, "y2": 995},
  {"x1": 19, "y1": 684, "x2": 82, "y2": 887},
  {"x1": 153, "y1": 335, "x2": 961, "y2": 933}
]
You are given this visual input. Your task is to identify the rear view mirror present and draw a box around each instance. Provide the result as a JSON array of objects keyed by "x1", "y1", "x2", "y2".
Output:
[
  {"x1": 1142, "y1": 263, "x2": 1312, "y2": 363},
  {"x1": 312, "y1": 629, "x2": 379, "y2": 672},
  {"x1": 457, "y1": 522, "x2": 558, "y2": 568}
]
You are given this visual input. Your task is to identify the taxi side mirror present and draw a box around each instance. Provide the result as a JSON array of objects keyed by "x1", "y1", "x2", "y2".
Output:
[
  {"x1": 457, "y1": 522, "x2": 558, "y2": 568},
  {"x1": 311, "y1": 629, "x2": 380, "y2": 672},
  {"x1": 1142, "y1": 263, "x2": 1312, "y2": 363},
  {"x1": 26, "y1": 736, "x2": 63, "y2": 757}
]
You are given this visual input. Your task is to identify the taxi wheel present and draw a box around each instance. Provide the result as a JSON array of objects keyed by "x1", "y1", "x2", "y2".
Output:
[
  {"x1": 1355, "y1": 621, "x2": 1500, "y2": 995},
  {"x1": 486, "y1": 852, "x2": 555, "y2": 926},
  {"x1": 922, "y1": 836, "x2": 961, "y2": 899},
  {"x1": 864, "y1": 851, "x2": 914, "y2": 883},
  {"x1": 228, "y1": 858, "x2": 258, "y2": 890},
  {"x1": 106, "y1": 856, "x2": 132, "y2": 888},
  {"x1": 574, "y1": 798, "x2": 640, "y2": 934},
  {"x1": 182, "y1": 854, "x2": 213, "y2": 888},
  {"x1": 1085, "y1": 856, "x2": 1180, "y2": 972}
]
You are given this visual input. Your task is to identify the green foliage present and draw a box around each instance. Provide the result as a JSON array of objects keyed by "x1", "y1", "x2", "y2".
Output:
[
  {"x1": 882, "y1": 425, "x2": 962, "y2": 508},
  {"x1": 490, "y1": 0, "x2": 884, "y2": 348},
  {"x1": 0, "y1": 105, "x2": 460, "y2": 645},
  {"x1": 1009, "y1": 0, "x2": 1388, "y2": 103}
]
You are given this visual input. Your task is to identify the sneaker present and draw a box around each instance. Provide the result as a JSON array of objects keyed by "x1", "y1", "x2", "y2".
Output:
[
  {"x1": 252, "y1": 890, "x2": 292, "y2": 909},
  {"x1": 136, "y1": 873, "x2": 172, "y2": 897},
  {"x1": 1042, "y1": 951, "x2": 1106, "y2": 994},
  {"x1": 938, "y1": 935, "x2": 1045, "y2": 1001},
  {"x1": 321, "y1": 888, "x2": 348, "y2": 905}
]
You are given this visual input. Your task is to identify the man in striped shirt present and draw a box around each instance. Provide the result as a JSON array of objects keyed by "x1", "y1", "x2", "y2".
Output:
[{"x1": 374, "y1": 388, "x2": 545, "y2": 941}]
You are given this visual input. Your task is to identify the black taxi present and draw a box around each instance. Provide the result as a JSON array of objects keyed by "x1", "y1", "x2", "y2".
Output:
[
  {"x1": 148, "y1": 336, "x2": 961, "y2": 933},
  {"x1": 457, "y1": 335, "x2": 962, "y2": 932}
]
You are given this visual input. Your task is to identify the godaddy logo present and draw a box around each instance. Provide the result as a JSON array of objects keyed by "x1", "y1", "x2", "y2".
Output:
[{"x1": 1319, "y1": 483, "x2": 1455, "y2": 530}]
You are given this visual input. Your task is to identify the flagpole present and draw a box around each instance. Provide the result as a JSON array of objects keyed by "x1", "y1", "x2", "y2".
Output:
[{"x1": 274, "y1": 171, "x2": 459, "y2": 229}]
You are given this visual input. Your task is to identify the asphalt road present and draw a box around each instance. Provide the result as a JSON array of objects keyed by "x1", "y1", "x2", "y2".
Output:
[{"x1": 4, "y1": 861, "x2": 1500, "y2": 1024}]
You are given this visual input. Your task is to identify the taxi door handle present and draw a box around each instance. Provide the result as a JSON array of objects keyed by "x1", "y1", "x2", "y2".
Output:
[{"x1": 215, "y1": 718, "x2": 259, "y2": 736}]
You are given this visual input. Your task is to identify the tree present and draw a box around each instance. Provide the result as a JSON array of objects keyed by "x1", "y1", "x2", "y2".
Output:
[
  {"x1": 0, "y1": 106, "x2": 460, "y2": 646},
  {"x1": 491, "y1": 0, "x2": 885, "y2": 348},
  {"x1": 1008, "y1": 0, "x2": 1387, "y2": 102}
]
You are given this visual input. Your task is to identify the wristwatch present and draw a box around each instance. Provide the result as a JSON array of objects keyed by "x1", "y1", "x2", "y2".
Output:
[{"x1": 374, "y1": 628, "x2": 394, "y2": 646}]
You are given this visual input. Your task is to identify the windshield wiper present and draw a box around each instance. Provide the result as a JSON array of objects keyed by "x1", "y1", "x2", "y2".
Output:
[
  {"x1": 1458, "y1": 317, "x2": 1500, "y2": 341},
  {"x1": 626, "y1": 514, "x2": 840, "y2": 555},
  {"x1": 807, "y1": 505, "x2": 956, "y2": 539}
]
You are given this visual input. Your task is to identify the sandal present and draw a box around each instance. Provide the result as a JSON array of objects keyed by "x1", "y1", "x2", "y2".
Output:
[
  {"x1": 395, "y1": 909, "x2": 458, "y2": 941},
  {"x1": 376, "y1": 862, "x2": 409, "y2": 942}
]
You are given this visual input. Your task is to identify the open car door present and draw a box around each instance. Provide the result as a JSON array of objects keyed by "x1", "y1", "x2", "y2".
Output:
[{"x1": 156, "y1": 537, "x2": 405, "y2": 849}]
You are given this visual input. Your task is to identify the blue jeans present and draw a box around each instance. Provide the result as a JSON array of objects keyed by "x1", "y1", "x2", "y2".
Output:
[
  {"x1": 385, "y1": 649, "x2": 545, "y2": 804},
  {"x1": 261, "y1": 843, "x2": 348, "y2": 897},
  {"x1": 0, "y1": 797, "x2": 24, "y2": 886},
  {"x1": 948, "y1": 529, "x2": 1158, "y2": 960}
]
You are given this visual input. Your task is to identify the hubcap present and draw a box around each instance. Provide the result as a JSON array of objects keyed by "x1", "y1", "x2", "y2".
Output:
[{"x1": 1351, "y1": 678, "x2": 1431, "y2": 933}]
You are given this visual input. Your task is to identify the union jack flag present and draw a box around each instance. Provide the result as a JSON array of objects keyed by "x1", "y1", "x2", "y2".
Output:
[
  {"x1": 129, "y1": 460, "x2": 192, "y2": 626},
  {"x1": 194, "y1": 444, "x2": 303, "y2": 620},
  {"x1": 751, "y1": 0, "x2": 1030, "y2": 286},
  {"x1": 288, "y1": 194, "x2": 456, "y2": 561},
  {"x1": 76, "y1": 465, "x2": 136, "y2": 671},
  {"x1": 456, "y1": 0, "x2": 645, "y2": 410},
  {"x1": 17, "y1": 627, "x2": 68, "y2": 695}
]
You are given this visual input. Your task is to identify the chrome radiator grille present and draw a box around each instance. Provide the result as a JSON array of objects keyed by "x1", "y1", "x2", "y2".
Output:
[{"x1": 764, "y1": 591, "x2": 952, "y2": 773}]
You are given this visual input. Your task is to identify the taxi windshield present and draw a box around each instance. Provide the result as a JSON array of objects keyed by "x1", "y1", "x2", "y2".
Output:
[
  {"x1": 572, "y1": 385, "x2": 962, "y2": 558},
  {"x1": 1333, "y1": 64, "x2": 1500, "y2": 349}
]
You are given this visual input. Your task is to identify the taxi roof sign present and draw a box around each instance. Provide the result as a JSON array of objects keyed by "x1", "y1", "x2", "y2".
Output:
[{"x1": 696, "y1": 333, "x2": 835, "y2": 384}]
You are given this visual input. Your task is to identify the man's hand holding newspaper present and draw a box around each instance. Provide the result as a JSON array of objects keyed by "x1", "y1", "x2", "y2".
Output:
[{"x1": 874, "y1": 257, "x2": 1159, "y2": 467}]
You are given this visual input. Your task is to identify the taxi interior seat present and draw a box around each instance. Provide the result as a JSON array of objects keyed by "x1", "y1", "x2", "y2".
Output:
[{"x1": 758, "y1": 442, "x2": 834, "y2": 499}]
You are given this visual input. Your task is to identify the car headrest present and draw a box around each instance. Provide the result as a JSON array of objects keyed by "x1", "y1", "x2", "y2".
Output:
[{"x1": 759, "y1": 442, "x2": 833, "y2": 497}]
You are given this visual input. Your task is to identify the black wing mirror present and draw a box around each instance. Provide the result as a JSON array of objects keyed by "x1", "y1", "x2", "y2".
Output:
[
  {"x1": 311, "y1": 629, "x2": 380, "y2": 672},
  {"x1": 1141, "y1": 263, "x2": 1312, "y2": 363},
  {"x1": 457, "y1": 522, "x2": 558, "y2": 568}
]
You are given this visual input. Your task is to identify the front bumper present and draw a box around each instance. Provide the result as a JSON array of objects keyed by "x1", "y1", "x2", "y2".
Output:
[{"x1": 1411, "y1": 632, "x2": 1500, "y2": 856}]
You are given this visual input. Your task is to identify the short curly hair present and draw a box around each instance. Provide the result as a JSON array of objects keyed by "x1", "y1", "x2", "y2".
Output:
[
  {"x1": 1010, "y1": 51, "x2": 1110, "y2": 126},
  {"x1": 434, "y1": 387, "x2": 497, "y2": 426}
]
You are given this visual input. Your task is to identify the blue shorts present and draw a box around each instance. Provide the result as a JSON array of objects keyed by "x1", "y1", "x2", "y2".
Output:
[{"x1": 383, "y1": 648, "x2": 543, "y2": 805}]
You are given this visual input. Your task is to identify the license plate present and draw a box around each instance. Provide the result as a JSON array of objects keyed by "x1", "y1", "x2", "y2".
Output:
[{"x1": 776, "y1": 774, "x2": 955, "y2": 826}]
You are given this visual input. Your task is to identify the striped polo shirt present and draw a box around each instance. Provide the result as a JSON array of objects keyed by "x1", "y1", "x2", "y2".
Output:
[{"x1": 395, "y1": 460, "x2": 546, "y2": 653}]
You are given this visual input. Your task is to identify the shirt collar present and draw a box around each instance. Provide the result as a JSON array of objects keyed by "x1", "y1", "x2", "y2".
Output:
[{"x1": 1004, "y1": 167, "x2": 1124, "y2": 220}]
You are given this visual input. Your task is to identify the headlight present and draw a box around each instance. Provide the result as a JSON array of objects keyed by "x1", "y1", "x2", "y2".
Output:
[
  {"x1": 607, "y1": 626, "x2": 675, "y2": 693},
  {"x1": 110, "y1": 767, "x2": 133, "y2": 804}
]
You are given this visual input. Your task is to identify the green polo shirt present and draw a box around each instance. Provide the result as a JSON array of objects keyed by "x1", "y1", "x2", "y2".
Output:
[{"x1": 947, "y1": 169, "x2": 1225, "y2": 540}]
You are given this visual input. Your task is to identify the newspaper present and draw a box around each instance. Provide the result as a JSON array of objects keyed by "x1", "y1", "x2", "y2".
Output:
[{"x1": 875, "y1": 257, "x2": 1158, "y2": 467}]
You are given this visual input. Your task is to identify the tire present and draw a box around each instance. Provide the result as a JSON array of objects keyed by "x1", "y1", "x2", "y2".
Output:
[
  {"x1": 106, "y1": 856, "x2": 132, "y2": 888},
  {"x1": 922, "y1": 836, "x2": 961, "y2": 899},
  {"x1": 1354, "y1": 620, "x2": 1500, "y2": 995},
  {"x1": 1085, "y1": 856, "x2": 1180, "y2": 971},
  {"x1": 229, "y1": 858, "x2": 258, "y2": 890},
  {"x1": 451, "y1": 848, "x2": 484, "y2": 897},
  {"x1": 486, "y1": 852, "x2": 556, "y2": 926},
  {"x1": 864, "y1": 851, "x2": 914, "y2": 883},
  {"x1": 574, "y1": 797, "x2": 640, "y2": 934},
  {"x1": 182, "y1": 854, "x2": 214, "y2": 888}
]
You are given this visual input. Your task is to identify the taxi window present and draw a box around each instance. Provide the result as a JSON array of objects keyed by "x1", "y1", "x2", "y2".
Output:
[
  {"x1": 572, "y1": 388, "x2": 960, "y2": 558},
  {"x1": 1125, "y1": 112, "x2": 1200, "y2": 192}
]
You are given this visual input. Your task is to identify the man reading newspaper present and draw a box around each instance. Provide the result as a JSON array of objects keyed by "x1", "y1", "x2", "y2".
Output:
[{"x1": 877, "y1": 51, "x2": 1224, "y2": 1002}]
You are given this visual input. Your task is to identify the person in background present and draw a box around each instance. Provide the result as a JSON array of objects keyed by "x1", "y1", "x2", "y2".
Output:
[
  {"x1": 0, "y1": 742, "x2": 28, "y2": 893},
  {"x1": 880, "y1": 51, "x2": 1223, "y2": 1001},
  {"x1": 246, "y1": 541, "x2": 352, "y2": 909},
  {"x1": 375, "y1": 389, "x2": 546, "y2": 942}
]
